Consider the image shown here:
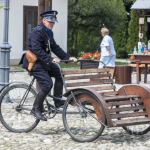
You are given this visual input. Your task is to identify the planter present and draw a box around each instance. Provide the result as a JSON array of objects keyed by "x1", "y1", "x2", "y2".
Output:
[{"x1": 80, "y1": 61, "x2": 99, "y2": 69}]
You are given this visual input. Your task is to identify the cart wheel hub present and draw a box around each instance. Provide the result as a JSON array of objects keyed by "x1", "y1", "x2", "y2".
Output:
[
  {"x1": 15, "y1": 106, "x2": 22, "y2": 112},
  {"x1": 81, "y1": 112, "x2": 87, "y2": 118}
]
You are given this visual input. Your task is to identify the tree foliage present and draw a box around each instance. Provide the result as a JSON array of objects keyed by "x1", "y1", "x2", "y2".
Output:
[
  {"x1": 123, "y1": 0, "x2": 133, "y2": 23},
  {"x1": 112, "y1": 0, "x2": 128, "y2": 58},
  {"x1": 0, "y1": 4, "x2": 4, "y2": 9},
  {"x1": 68, "y1": 0, "x2": 128, "y2": 57},
  {"x1": 68, "y1": 0, "x2": 148, "y2": 58}
]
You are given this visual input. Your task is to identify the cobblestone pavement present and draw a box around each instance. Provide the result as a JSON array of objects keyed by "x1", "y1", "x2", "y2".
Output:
[{"x1": 0, "y1": 71, "x2": 150, "y2": 150}]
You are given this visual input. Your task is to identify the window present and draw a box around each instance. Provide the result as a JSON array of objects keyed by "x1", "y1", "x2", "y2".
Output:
[{"x1": 23, "y1": 6, "x2": 38, "y2": 50}]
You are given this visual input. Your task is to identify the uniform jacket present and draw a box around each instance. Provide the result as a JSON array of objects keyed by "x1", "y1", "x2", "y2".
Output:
[{"x1": 22, "y1": 22, "x2": 70, "y2": 71}]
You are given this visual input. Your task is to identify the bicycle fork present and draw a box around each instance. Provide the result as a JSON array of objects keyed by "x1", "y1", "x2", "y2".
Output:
[{"x1": 18, "y1": 77, "x2": 35, "y2": 107}]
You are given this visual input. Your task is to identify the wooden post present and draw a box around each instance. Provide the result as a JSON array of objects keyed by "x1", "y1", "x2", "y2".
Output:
[
  {"x1": 36, "y1": 0, "x2": 45, "y2": 92},
  {"x1": 139, "y1": 24, "x2": 142, "y2": 42},
  {"x1": 45, "y1": 0, "x2": 52, "y2": 11},
  {"x1": 139, "y1": 10, "x2": 142, "y2": 42},
  {"x1": 36, "y1": 0, "x2": 52, "y2": 92},
  {"x1": 136, "y1": 63, "x2": 140, "y2": 84},
  {"x1": 144, "y1": 64, "x2": 148, "y2": 83},
  {"x1": 38, "y1": 0, "x2": 45, "y2": 24}
]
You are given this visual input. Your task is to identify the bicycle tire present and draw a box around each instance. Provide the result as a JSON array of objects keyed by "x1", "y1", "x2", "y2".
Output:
[
  {"x1": 62, "y1": 89, "x2": 106, "y2": 142},
  {"x1": 0, "y1": 83, "x2": 40, "y2": 133}
]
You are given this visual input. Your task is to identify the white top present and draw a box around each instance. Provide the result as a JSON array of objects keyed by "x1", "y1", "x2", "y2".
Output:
[{"x1": 100, "y1": 35, "x2": 116, "y2": 56}]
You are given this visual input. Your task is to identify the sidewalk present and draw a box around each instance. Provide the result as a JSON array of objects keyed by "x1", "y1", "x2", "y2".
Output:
[{"x1": 0, "y1": 71, "x2": 147, "y2": 150}]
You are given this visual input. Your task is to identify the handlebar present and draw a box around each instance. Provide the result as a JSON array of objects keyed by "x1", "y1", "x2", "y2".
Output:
[
  {"x1": 59, "y1": 60, "x2": 74, "y2": 62},
  {"x1": 53, "y1": 59, "x2": 106, "y2": 68},
  {"x1": 52, "y1": 59, "x2": 106, "y2": 92},
  {"x1": 60, "y1": 59, "x2": 103, "y2": 63}
]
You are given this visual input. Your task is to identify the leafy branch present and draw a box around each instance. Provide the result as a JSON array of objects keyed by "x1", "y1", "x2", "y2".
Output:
[{"x1": 0, "y1": 4, "x2": 4, "y2": 9}]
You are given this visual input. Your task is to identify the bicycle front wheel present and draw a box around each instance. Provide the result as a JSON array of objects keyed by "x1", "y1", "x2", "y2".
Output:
[
  {"x1": 63, "y1": 90, "x2": 106, "y2": 142},
  {"x1": 0, "y1": 84, "x2": 40, "y2": 133}
]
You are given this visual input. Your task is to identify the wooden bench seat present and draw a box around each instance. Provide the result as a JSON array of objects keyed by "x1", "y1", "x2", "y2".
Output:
[{"x1": 62, "y1": 68, "x2": 115, "y2": 92}]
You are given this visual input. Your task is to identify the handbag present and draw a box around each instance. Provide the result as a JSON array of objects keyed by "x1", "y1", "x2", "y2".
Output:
[{"x1": 26, "y1": 50, "x2": 37, "y2": 71}]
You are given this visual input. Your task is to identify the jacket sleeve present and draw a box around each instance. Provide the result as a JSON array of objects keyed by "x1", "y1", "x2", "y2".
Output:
[
  {"x1": 50, "y1": 32, "x2": 70, "y2": 60},
  {"x1": 31, "y1": 29, "x2": 54, "y2": 64}
]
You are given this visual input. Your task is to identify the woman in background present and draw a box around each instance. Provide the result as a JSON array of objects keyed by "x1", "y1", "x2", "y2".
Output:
[{"x1": 98, "y1": 28, "x2": 116, "y2": 68}]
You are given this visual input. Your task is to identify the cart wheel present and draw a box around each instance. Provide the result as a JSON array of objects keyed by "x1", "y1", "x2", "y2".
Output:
[
  {"x1": 122, "y1": 102, "x2": 150, "y2": 135},
  {"x1": 0, "y1": 84, "x2": 40, "y2": 133},
  {"x1": 116, "y1": 102, "x2": 150, "y2": 135},
  {"x1": 117, "y1": 85, "x2": 150, "y2": 135},
  {"x1": 62, "y1": 89, "x2": 106, "y2": 142}
]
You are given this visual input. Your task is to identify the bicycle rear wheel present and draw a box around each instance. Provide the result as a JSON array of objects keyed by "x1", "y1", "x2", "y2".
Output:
[
  {"x1": 63, "y1": 90, "x2": 106, "y2": 142},
  {"x1": 0, "y1": 84, "x2": 40, "y2": 132}
]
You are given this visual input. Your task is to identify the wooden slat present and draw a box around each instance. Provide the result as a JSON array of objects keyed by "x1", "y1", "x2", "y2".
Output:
[
  {"x1": 112, "y1": 117, "x2": 150, "y2": 127},
  {"x1": 87, "y1": 85, "x2": 116, "y2": 91},
  {"x1": 99, "y1": 91, "x2": 118, "y2": 96},
  {"x1": 65, "y1": 79, "x2": 114, "y2": 87},
  {"x1": 66, "y1": 85, "x2": 116, "y2": 92},
  {"x1": 62, "y1": 68, "x2": 110, "y2": 75},
  {"x1": 107, "y1": 99, "x2": 143, "y2": 107},
  {"x1": 111, "y1": 111, "x2": 147, "y2": 119},
  {"x1": 109, "y1": 105, "x2": 145, "y2": 113},
  {"x1": 104, "y1": 94, "x2": 140, "y2": 101},
  {"x1": 63, "y1": 73, "x2": 111, "y2": 80}
]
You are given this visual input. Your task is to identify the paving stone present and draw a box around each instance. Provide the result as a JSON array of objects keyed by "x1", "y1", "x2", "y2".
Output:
[{"x1": 0, "y1": 71, "x2": 149, "y2": 149}]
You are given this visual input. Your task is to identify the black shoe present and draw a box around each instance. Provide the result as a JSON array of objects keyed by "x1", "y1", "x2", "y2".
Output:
[
  {"x1": 30, "y1": 108, "x2": 36, "y2": 117},
  {"x1": 31, "y1": 89, "x2": 48, "y2": 121},
  {"x1": 54, "y1": 100, "x2": 65, "y2": 108},
  {"x1": 30, "y1": 107, "x2": 47, "y2": 121}
]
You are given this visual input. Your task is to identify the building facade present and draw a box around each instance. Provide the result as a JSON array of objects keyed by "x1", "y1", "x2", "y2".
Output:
[{"x1": 0, "y1": 0, "x2": 68, "y2": 65}]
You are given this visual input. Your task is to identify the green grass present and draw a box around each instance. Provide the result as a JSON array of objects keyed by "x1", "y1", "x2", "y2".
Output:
[
  {"x1": 115, "y1": 58, "x2": 127, "y2": 60},
  {"x1": 115, "y1": 62, "x2": 129, "y2": 65},
  {"x1": 10, "y1": 61, "x2": 129, "y2": 70}
]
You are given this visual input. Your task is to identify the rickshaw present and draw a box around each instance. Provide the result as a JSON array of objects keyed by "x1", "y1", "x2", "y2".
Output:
[{"x1": 0, "y1": 60, "x2": 150, "y2": 142}]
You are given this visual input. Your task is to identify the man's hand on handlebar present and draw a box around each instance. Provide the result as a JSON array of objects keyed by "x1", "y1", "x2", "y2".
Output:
[
  {"x1": 53, "y1": 58, "x2": 60, "y2": 63},
  {"x1": 69, "y1": 57, "x2": 78, "y2": 63}
]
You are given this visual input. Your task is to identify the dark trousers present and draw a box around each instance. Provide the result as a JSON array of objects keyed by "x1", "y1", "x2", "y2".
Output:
[{"x1": 31, "y1": 63, "x2": 63, "y2": 94}]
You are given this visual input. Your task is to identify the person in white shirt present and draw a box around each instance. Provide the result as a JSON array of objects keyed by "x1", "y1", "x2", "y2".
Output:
[{"x1": 98, "y1": 28, "x2": 116, "y2": 68}]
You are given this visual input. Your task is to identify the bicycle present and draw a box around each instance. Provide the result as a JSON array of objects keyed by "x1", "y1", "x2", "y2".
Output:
[{"x1": 0, "y1": 60, "x2": 107, "y2": 142}]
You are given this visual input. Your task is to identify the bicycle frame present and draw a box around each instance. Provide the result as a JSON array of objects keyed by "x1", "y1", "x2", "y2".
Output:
[{"x1": 18, "y1": 59, "x2": 107, "y2": 103}]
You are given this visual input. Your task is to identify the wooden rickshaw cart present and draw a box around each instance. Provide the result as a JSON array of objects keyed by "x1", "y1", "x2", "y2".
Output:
[{"x1": 0, "y1": 60, "x2": 150, "y2": 142}]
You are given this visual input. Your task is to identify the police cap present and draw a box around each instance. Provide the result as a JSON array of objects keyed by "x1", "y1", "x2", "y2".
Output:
[{"x1": 40, "y1": 10, "x2": 58, "y2": 22}]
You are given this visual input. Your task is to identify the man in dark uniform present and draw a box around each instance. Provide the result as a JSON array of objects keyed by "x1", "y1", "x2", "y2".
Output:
[{"x1": 22, "y1": 10, "x2": 77, "y2": 121}]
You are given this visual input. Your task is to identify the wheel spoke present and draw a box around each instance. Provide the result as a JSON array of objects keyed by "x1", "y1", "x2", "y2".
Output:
[
  {"x1": 0, "y1": 84, "x2": 40, "y2": 132},
  {"x1": 63, "y1": 90, "x2": 106, "y2": 142}
]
